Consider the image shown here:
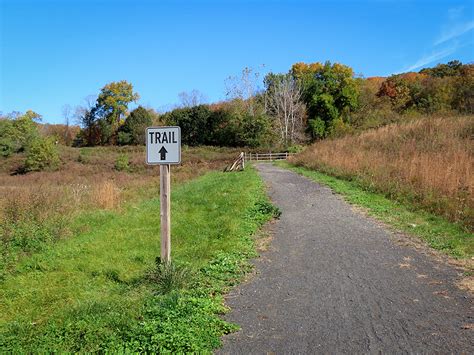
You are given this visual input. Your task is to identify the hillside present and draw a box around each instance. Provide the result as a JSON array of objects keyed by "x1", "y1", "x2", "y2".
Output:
[{"x1": 291, "y1": 116, "x2": 474, "y2": 233}]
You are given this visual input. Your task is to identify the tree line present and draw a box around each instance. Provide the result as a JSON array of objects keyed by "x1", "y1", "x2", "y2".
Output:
[
  {"x1": 44, "y1": 60, "x2": 474, "y2": 148},
  {"x1": 158, "y1": 60, "x2": 473, "y2": 147},
  {"x1": 1, "y1": 59, "x2": 472, "y2": 170}
]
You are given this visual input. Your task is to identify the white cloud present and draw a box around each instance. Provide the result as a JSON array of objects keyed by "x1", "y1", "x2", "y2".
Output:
[
  {"x1": 400, "y1": 46, "x2": 457, "y2": 73},
  {"x1": 397, "y1": 7, "x2": 472, "y2": 74},
  {"x1": 434, "y1": 20, "x2": 474, "y2": 46}
]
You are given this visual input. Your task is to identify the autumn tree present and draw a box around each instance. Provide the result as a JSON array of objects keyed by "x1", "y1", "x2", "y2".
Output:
[
  {"x1": 379, "y1": 73, "x2": 418, "y2": 111},
  {"x1": 452, "y1": 64, "x2": 474, "y2": 113},
  {"x1": 419, "y1": 60, "x2": 463, "y2": 78},
  {"x1": 377, "y1": 72, "x2": 458, "y2": 114},
  {"x1": 73, "y1": 82, "x2": 140, "y2": 146}
]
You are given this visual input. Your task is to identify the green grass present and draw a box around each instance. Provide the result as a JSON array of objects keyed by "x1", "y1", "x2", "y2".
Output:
[
  {"x1": 0, "y1": 167, "x2": 277, "y2": 352},
  {"x1": 277, "y1": 162, "x2": 473, "y2": 259}
]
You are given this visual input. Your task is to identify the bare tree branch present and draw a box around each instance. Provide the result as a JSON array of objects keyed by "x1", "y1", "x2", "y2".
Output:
[{"x1": 265, "y1": 73, "x2": 306, "y2": 146}]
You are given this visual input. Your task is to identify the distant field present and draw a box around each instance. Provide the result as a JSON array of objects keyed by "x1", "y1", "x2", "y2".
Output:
[
  {"x1": 291, "y1": 116, "x2": 474, "y2": 232},
  {"x1": 0, "y1": 146, "x2": 241, "y2": 279}
]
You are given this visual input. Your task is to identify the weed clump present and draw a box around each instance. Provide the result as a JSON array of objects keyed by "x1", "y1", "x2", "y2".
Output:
[
  {"x1": 248, "y1": 200, "x2": 281, "y2": 223},
  {"x1": 146, "y1": 258, "x2": 191, "y2": 294}
]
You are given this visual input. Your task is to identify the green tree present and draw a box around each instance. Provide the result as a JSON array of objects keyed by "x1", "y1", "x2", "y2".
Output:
[
  {"x1": 308, "y1": 117, "x2": 326, "y2": 139},
  {"x1": 0, "y1": 110, "x2": 40, "y2": 156},
  {"x1": 0, "y1": 119, "x2": 16, "y2": 157},
  {"x1": 236, "y1": 112, "x2": 272, "y2": 147},
  {"x1": 119, "y1": 106, "x2": 153, "y2": 145},
  {"x1": 292, "y1": 61, "x2": 359, "y2": 139},
  {"x1": 162, "y1": 105, "x2": 212, "y2": 146},
  {"x1": 96, "y1": 81, "x2": 140, "y2": 143},
  {"x1": 13, "y1": 110, "x2": 41, "y2": 149}
]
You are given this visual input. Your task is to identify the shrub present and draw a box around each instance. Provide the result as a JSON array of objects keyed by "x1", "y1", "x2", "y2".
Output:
[
  {"x1": 114, "y1": 153, "x2": 130, "y2": 171},
  {"x1": 287, "y1": 145, "x2": 304, "y2": 153},
  {"x1": 328, "y1": 117, "x2": 353, "y2": 138},
  {"x1": 24, "y1": 137, "x2": 60, "y2": 172},
  {"x1": 308, "y1": 117, "x2": 326, "y2": 139}
]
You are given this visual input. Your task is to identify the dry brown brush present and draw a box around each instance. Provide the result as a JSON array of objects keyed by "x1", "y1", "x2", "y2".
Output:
[
  {"x1": 292, "y1": 116, "x2": 474, "y2": 231},
  {"x1": 0, "y1": 146, "x2": 240, "y2": 277}
]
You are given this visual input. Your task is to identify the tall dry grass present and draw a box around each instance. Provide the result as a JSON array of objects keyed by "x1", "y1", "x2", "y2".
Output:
[
  {"x1": 292, "y1": 116, "x2": 474, "y2": 231},
  {"x1": 0, "y1": 146, "x2": 241, "y2": 219},
  {"x1": 0, "y1": 146, "x2": 241, "y2": 277}
]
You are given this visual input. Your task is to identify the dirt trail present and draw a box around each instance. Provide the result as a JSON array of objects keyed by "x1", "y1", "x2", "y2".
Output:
[{"x1": 219, "y1": 164, "x2": 473, "y2": 354}]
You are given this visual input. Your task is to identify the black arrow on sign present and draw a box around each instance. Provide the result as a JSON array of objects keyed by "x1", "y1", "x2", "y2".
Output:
[{"x1": 159, "y1": 146, "x2": 168, "y2": 160}]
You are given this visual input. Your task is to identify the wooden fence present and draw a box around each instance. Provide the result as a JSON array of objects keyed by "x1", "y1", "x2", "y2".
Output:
[
  {"x1": 224, "y1": 152, "x2": 293, "y2": 172},
  {"x1": 244, "y1": 152, "x2": 294, "y2": 161}
]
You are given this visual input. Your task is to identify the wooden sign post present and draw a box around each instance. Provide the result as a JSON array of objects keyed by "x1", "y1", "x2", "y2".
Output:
[
  {"x1": 146, "y1": 127, "x2": 181, "y2": 264},
  {"x1": 160, "y1": 164, "x2": 171, "y2": 262}
]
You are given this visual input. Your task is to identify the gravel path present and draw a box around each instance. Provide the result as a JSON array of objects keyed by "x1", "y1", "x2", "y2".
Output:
[{"x1": 219, "y1": 163, "x2": 473, "y2": 354}]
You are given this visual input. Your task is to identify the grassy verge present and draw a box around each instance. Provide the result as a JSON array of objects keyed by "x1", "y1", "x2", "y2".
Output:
[
  {"x1": 277, "y1": 162, "x2": 473, "y2": 260},
  {"x1": 0, "y1": 146, "x2": 240, "y2": 281},
  {"x1": 0, "y1": 167, "x2": 278, "y2": 352}
]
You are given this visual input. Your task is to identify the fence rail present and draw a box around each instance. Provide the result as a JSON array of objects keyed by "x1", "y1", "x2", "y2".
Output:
[
  {"x1": 245, "y1": 152, "x2": 294, "y2": 161},
  {"x1": 225, "y1": 152, "x2": 294, "y2": 172}
]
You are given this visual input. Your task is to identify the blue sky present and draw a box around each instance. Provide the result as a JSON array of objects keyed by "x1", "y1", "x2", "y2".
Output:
[{"x1": 1, "y1": 0, "x2": 473, "y2": 124}]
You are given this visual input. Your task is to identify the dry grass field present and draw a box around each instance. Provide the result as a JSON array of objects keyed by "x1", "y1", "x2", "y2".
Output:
[
  {"x1": 0, "y1": 145, "x2": 241, "y2": 277},
  {"x1": 292, "y1": 116, "x2": 474, "y2": 231}
]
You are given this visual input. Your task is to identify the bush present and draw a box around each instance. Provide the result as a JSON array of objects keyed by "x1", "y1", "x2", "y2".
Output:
[
  {"x1": 287, "y1": 145, "x2": 304, "y2": 153},
  {"x1": 308, "y1": 117, "x2": 326, "y2": 139},
  {"x1": 114, "y1": 153, "x2": 130, "y2": 171},
  {"x1": 328, "y1": 117, "x2": 353, "y2": 138},
  {"x1": 24, "y1": 137, "x2": 60, "y2": 172}
]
